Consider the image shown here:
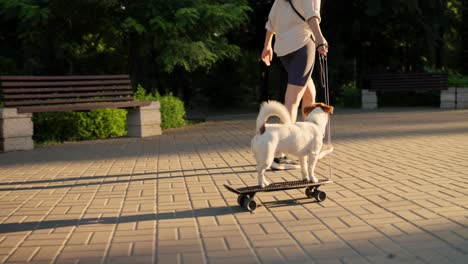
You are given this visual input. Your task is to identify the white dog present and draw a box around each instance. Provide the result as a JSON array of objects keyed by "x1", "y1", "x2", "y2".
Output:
[{"x1": 251, "y1": 101, "x2": 334, "y2": 187}]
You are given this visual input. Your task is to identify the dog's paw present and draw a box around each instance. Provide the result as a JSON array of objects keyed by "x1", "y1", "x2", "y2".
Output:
[
  {"x1": 259, "y1": 179, "x2": 271, "y2": 188},
  {"x1": 308, "y1": 175, "x2": 319, "y2": 183}
]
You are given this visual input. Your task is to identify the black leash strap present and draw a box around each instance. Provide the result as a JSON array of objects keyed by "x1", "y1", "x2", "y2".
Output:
[{"x1": 288, "y1": 0, "x2": 306, "y2": 21}]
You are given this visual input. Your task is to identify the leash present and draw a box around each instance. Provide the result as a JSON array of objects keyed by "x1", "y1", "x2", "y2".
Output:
[{"x1": 318, "y1": 55, "x2": 333, "y2": 181}]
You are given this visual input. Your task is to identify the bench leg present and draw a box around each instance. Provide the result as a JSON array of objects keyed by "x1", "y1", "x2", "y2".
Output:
[
  {"x1": 456, "y1": 88, "x2": 468, "y2": 109},
  {"x1": 440, "y1": 88, "x2": 456, "y2": 109},
  {"x1": 127, "y1": 101, "x2": 162, "y2": 137},
  {"x1": 362, "y1": 89, "x2": 377, "y2": 109},
  {"x1": 0, "y1": 108, "x2": 34, "y2": 152}
]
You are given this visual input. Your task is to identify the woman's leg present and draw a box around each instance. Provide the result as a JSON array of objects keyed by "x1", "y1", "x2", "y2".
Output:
[
  {"x1": 301, "y1": 77, "x2": 316, "y2": 120},
  {"x1": 284, "y1": 83, "x2": 306, "y2": 123},
  {"x1": 272, "y1": 41, "x2": 314, "y2": 170}
]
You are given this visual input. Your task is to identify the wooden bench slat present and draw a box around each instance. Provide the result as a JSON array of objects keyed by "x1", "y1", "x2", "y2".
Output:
[
  {"x1": 1, "y1": 85, "x2": 132, "y2": 94},
  {"x1": 4, "y1": 97, "x2": 133, "y2": 107},
  {"x1": 3, "y1": 91, "x2": 133, "y2": 100},
  {"x1": 0, "y1": 75, "x2": 129, "y2": 81},
  {"x1": 0, "y1": 75, "x2": 153, "y2": 114},
  {"x1": 17, "y1": 101, "x2": 152, "y2": 113},
  {"x1": 373, "y1": 88, "x2": 447, "y2": 92},
  {"x1": 367, "y1": 73, "x2": 448, "y2": 92},
  {"x1": 1, "y1": 80, "x2": 131, "y2": 87}
]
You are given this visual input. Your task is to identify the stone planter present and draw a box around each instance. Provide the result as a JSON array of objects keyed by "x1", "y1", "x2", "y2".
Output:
[
  {"x1": 361, "y1": 89, "x2": 377, "y2": 109},
  {"x1": 440, "y1": 87, "x2": 457, "y2": 109},
  {"x1": 0, "y1": 108, "x2": 34, "y2": 152},
  {"x1": 127, "y1": 101, "x2": 162, "y2": 137},
  {"x1": 456, "y1": 87, "x2": 468, "y2": 109},
  {"x1": 0, "y1": 102, "x2": 162, "y2": 152}
]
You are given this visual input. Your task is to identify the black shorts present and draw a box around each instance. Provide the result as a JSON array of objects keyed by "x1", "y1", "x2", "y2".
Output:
[{"x1": 279, "y1": 40, "x2": 315, "y2": 87}]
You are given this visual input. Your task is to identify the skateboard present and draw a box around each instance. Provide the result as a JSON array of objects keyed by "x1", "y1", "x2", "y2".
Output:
[{"x1": 224, "y1": 179, "x2": 332, "y2": 212}]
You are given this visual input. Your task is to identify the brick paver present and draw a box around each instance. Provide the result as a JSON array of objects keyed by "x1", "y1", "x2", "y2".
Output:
[{"x1": 0, "y1": 108, "x2": 467, "y2": 264}]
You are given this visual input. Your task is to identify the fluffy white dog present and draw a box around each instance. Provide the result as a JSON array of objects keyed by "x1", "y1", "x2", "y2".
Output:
[{"x1": 251, "y1": 101, "x2": 334, "y2": 187}]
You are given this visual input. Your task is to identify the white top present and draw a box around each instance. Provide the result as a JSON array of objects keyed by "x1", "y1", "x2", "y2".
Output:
[{"x1": 266, "y1": 0, "x2": 321, "y2": 56}]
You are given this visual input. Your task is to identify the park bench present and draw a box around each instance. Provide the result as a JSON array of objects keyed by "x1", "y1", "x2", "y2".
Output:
[
  {"x1": 361, "y1": 73, "x2": 450, "y2": 109},
  {"x1": 0, "y1": 75, "x2": 161, "y2": 152}
]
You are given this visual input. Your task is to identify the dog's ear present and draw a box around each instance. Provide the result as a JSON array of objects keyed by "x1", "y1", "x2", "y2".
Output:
[
  {"x1": 303, "y1": 103, "x2": 334, "y2": 116},
  {"x1": 319, "y1": 103, "x2": 334, "y2": 114}
]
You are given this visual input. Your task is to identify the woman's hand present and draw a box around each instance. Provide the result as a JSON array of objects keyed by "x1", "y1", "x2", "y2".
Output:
[
  {"x1": 316, "y1": 37, "x2": 328, "y2": 57},
  {"x1": 261, "y1": 46, "x2": 273, "y2": 66},
  {"x1": 317, "y1": 42, "x2": 328, "y2": 57}
]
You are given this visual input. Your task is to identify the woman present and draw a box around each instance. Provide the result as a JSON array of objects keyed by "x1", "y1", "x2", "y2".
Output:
[{"x1": 261, "y1": 0, "x2": 329, "y2": 170}]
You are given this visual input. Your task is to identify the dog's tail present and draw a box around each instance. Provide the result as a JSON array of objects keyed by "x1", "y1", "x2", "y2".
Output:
[{"x1": 256, "y1": 100, "x2": 292, "y2": 134}]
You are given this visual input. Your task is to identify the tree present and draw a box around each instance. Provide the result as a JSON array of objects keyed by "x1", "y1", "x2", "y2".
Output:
[{"x1": 119, "y1": 0, "x2": 251, "y2": 99}]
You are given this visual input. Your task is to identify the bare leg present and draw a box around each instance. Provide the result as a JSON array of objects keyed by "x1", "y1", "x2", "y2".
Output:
[
  {"x1": 301, "y1": 77, "x2": 316, "y2": 120},
  {"x1": 284, "y1": 83, "x2": 306, "y2": 123}
]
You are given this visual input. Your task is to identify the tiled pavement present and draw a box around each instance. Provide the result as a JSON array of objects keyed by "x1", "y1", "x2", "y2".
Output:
[{"x1": 0, "y1": 108, "x2": 467, "y2": 264}]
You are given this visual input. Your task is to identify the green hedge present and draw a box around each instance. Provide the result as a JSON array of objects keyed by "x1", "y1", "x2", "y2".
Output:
[
  {"x1": 33, "y1": 109, "x2": 127, "y2": 143},
  {"x1": 335, "y1": 82, "x2": 361, "y2": 108},
  {"x1": 448, "y1": 73, "x2": 468, "y2": 88}
]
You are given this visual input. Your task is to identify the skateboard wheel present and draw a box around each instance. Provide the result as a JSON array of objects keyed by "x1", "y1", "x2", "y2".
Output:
[
  {"x1": 237, "y1": 195, "x2": 247, "y2": 207},
  {"x1": 243, "y1": 198, "x2": 257, "y2": 212},
  {"x1": 314, "y1": 190, "x2": 327, "y2": 202},
  {"x1": 305, "y1": 187, "x2": 314, "y2": 198}
]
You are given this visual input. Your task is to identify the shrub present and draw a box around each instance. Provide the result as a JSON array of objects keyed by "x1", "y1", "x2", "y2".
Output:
[
  {"x1": 335, "y1": 82, "x2": 361, "y2": 108},
  {"x1": 425, "y1": 67, "x2": 468, "y2": 88},
  {"x1": 157, "y1": 94, "x2": 187, "y2": 129},
  {"x1": 134, "y1": 85, "x2": 187, "y2": 129},
  {"x1": 448, "y1": 73, "x2": 468, "y2": 88},
  {"x1": 33, "y1": 109, "x2": 126, "y2": 143}
]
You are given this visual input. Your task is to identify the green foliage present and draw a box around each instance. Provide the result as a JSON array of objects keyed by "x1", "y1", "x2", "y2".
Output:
[
  {"x1": 33, "y1": 109, "x2": 126, "y2": 143},
  {"x1": 158, "y1": 95, "x2": 187, "y2": 129},
  {"x1": 359, "y1": 0, "x2": 463, "y2": 72},
  {"x1": 135, "y1": 85, "x2": 187, "y2": 129},
  {"x1": 192, "y1": 50, "x2": 261, "y2": 108},
  {"x1": 147, "y1": 0, "x2": 252, "y2": 73},
  {"x1": 134, "y1": 85, "x2": 158, "y2": 101},
  {"x1": 448, "y1": 73, "x2": 468, "y2": 87},
  {"x1": 335, "y1": 82, "x2": 361, "y2": 108},
  {"x1": 425, "y1": 67, "x2": 468, "y2": 87}
]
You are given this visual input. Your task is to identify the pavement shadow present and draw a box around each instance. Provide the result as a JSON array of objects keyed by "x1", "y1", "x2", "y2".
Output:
[
  {"x1": 0, "y1": 206, "x2": 246, "y2": 234},
  {"x1": 0, "y1": 165, "x2": 257, "y2": 192},
  {"x1": 262, "y1": 197, "x2": 319, "y2": 209}
]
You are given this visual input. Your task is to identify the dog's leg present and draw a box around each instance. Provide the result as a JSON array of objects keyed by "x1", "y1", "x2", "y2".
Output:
[
  {"x1": 300, "y1": 156, "x2": 308, "y2": 180},
  {"x1": 256, "y1": 146, "x2": 274, "y2": 187},
  {"x1": 307, "y1": 153, "x2": 319, "y2": 183},
  {"x1": 257, "y1": 164, "x2": 270, "y2": 188},
  {"x1": 318, "y1": 145, "x2": 334, "y2": 160}
]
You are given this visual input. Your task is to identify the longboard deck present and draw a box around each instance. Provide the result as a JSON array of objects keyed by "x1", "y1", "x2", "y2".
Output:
[{"x1": 224, "y1": 179, "x2": 332, "y2": 195}]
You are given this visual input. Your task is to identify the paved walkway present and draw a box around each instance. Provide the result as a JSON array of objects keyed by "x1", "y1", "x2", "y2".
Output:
[{"x1": 0, "y1": 108, "x2": 467, "y2": 264}]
